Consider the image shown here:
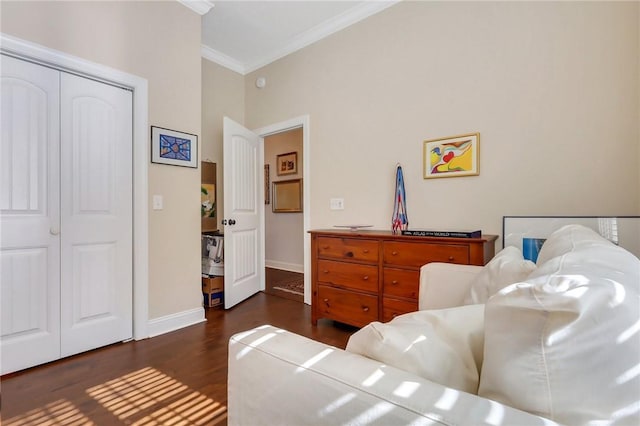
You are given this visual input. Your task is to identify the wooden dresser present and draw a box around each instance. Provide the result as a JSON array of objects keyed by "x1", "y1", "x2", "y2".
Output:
[{"x1": 310, "y1": 229, "x2": 498, "y2": 327}]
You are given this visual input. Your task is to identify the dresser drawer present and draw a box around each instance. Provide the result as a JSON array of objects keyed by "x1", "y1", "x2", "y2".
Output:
[
  {"x1": 317, "y1": 259, "x2": 378, "y2": 292},
  {"x1": 382, "y1": 297, "x2": 418, "y2": 322},
  {"x1": 317, "y1": 237, "x2": 379, "y2": 263},
  {"x1": 317, "y1": 285, "x2": 378, "y2": 328},
  {"x1": 383, "y1": 241, "x2": 469, "y2": 267},
  {"x1": 383, "y1": 268, "x2": 419, "y2": 299}
]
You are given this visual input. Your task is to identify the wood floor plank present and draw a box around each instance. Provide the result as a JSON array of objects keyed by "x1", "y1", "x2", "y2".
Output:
[{"x1": 0, "y1": 292, "x2": 358, "y2": 425}]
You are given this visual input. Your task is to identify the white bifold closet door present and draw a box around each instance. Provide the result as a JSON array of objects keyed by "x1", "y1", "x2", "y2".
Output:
[{"x1": 0, "y1": 55, "x2": 133, "y2": 374}]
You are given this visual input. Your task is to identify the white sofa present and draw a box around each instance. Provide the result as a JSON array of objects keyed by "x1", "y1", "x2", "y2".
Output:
[{"x1": 228, "y1": 225, "x2": 639, "y2": 425}]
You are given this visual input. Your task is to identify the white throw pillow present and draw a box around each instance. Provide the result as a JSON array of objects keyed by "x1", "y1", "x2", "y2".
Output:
[
  {"x1": 479, "y1": 236, "x2": 640, "y2": 425},
  {"x1": 463, "y1": 246, "x2": 536, "y2": 304},
  {"x1": 535, "y1": 224, "x2": 610, "y2": 266},
  {"x1": 346, "y1": 304, "x2": 484, "y2": 394}
]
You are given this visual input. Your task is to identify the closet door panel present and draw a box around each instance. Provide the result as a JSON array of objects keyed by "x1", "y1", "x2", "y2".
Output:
[
  {"x1": 0, "y1": 55, "x2": 61, "y2": 374},
  {"x1": 60, "y1": 72, "x2": 133, "y2": 357}
]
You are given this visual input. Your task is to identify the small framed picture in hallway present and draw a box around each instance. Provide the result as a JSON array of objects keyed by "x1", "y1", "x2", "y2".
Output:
[{"x1": 276, "y1": 151, "x2": 297, "y2": 176}]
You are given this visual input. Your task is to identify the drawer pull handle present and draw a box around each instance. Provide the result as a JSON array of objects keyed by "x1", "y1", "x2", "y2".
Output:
[
  {"x1": 448, "y1": 256, "x2": 454, "y2": 261},
  {"x1": 345, "y1": 251, "x2": 354, "y2": 258},
  {"x1": 323, "y1": 270, "x2": 329, "y2": 274},
  {"x1": 392, "y1": 280, "x2": 398, "y2": 285},
  {"x1": 392, "y1": 251, "x2": 398, "y2": 256},
  {"x1": 322, "y1": 245, "x2": 330, "y2": 249},
  {"x1": 362, "y1": 306, "x2": 369, "y2": 312},
  {"x1": 363, "y1": 276, "x2": 369, "y2": 281},
  {"x1": 363, "y1": 249, "x2": 369, "y2": 253},
  {"x1": 323, "y1": 298, "x2": 330, "y2": 307}
]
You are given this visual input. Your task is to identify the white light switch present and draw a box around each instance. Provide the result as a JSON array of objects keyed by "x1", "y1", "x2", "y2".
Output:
[
  {"x1": 153, "y1": 195, "x2": 163, "y2": 210},
  {"x1": 330, "y1": 198, "x2": 344, "y2": 210}
]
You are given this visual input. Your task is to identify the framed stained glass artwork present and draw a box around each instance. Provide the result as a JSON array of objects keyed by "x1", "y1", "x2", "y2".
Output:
[{"x1": 151, "y1": 126, "x2": 198, "y2": 168}]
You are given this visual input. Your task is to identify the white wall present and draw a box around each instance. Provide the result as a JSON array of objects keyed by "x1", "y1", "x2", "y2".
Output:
[
  {"x1": 264, "y1": 128, "x2": 304, "y2": 272},
  {"x1": 244, "y1": 1, "x2": 640, "y2": 242},
  {"x1": 1, "y1": 1, "x2": 203, "y2": 320}
]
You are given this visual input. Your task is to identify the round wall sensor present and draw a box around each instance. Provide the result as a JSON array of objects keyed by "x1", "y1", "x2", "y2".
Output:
[{"x1": 255, "y1": 77, "x2": 266, "y2": 89}]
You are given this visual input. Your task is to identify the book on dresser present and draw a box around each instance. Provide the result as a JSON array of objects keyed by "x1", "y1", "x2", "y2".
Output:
[
  {"x1": 309, "y1": 229, "x2": 497, "y2": 328},
  {"x1": 401, "y1": 229, "x2": 482, "y2": 238}
]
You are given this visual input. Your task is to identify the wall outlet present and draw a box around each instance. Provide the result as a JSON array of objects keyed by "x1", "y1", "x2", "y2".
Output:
[
  {"x1": 153, "y1": 195, "x2": 163, "y2": 210},
  {"x1": 330, "y1": 198, "x2": 344, "y2": 210}
]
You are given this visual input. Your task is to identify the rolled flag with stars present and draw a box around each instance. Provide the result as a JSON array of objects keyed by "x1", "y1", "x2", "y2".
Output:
[{"x1": 392, "y1": 164, "x2": 408, "y2": 233}]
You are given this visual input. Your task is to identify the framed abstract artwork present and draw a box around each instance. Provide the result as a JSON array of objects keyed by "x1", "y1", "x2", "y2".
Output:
[
  {"x1": 151, "y1": 126, "x2": 198, "y2": 168},
  {"x1": 423, "y1": 133, "x2": 479, "y2": 179}
]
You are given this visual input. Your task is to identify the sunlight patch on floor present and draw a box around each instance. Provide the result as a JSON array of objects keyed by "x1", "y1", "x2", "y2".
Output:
[
  {"x1": 86, "y1": 366, "x2": 226, "y2": 425},
  {"x1": 2, "y1": 399, "x2": 94, "y2": 426}
]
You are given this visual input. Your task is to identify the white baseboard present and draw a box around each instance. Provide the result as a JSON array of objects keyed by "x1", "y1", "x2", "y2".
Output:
[
  {"x1": 265, "y1": 260, "x2": 303, "y2": 274},
  {"x1": 147, "y1": 307, "x2": 206, "y2": 338}
]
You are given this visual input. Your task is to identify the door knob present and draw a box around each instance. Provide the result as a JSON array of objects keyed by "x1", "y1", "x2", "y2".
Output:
[
  {"x1": 50, "y1": 227, "x2": 60, "y2": 236},
  {"x1": 229, "y1": 219, "x2": 236, "y2": 225}
]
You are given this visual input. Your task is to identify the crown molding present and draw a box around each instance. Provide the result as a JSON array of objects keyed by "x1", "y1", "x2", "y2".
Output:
[
  {"x1": 177, "y1": 0, "x2": 214, "y2": 16},
  {"x1": 201, "y1": 0, "x2": 400, "y2": 75},
  {"x1": 243, "y1": 0, "x2": 400, "y2": 74},
  {"x1": 201, "y1": 44, "x2": 246, "y2": 75}
]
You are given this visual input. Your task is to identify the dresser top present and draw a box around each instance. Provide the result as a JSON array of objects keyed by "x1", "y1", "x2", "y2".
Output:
[{"x1": 309, "y1": 229, "x2": 498, "y2": 243}]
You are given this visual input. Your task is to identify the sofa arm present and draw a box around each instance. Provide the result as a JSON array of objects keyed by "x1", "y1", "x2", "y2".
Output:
[
  {"x1": 228, "y1": 325, "x2": 557, "y2": 426},
  {"x1": 419, "y1": 263, "x2": 483, "y2": 310}
]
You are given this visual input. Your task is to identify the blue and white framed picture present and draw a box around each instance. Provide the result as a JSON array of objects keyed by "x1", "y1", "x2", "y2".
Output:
[{"x1": 151, "y1": 126, "x2": 198, "y2": 168}]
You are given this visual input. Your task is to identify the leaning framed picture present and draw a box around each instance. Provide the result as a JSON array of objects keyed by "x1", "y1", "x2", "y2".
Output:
[
  {"x1": 272, "y1": 179, "x2": 302, "y2": 213},
  {"x1": 151, "y1": 126, "x2": 198, "y2": 168},
  {"x1": 276, "y1": 151, "x2": 298, "y2": 176},
  {"x1": 423, "y1": 132, "x2": 479, "y2": 179}
]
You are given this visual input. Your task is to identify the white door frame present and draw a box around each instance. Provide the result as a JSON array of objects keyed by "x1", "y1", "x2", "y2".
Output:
[
  {"x1": 1, "y1": 33, "x2": 149, "y2": 339},
  {"x1": 253, "y1": 116, "x2": 311, "y2": 305}
]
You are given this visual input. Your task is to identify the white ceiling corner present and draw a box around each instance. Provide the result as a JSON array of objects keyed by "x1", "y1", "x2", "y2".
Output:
[{"x1": 200, "y1": 1, "x2": 400, "y2": 75}]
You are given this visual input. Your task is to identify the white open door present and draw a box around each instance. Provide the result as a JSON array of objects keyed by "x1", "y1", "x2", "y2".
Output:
[{"x1": 223, "y1": 117, "x2": 263, "y2": 308}]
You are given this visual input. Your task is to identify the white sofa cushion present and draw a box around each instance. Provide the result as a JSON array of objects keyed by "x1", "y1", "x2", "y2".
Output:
[
  {"x1": 463, "y1": 246, "x2": 536, "y2": 304},
  {"x1": 479, "y1": 225, "x2": 640, "y2": 425},
  {"x1": 535, "y1": 223, "x2": 607, "y2": 265},
  {"x1": 346, "y1": 304, "x2": 484, "y2": 394}
]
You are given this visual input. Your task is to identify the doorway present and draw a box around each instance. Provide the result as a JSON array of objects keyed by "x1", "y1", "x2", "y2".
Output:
[
  {"x1": 254, "y1": 116, "x2": 311, "y2": 305},
  {"x1": 263, "y1": 128, "x2": 304, "y2": 302}
]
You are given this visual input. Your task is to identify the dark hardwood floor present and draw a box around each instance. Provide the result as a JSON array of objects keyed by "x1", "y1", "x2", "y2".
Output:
[
  {"x1": 0, "y1": 292, "x2": 358, "y2": 425},
  {"x1": 263, "y1": 267, "x2": 304, "y2": 302}
]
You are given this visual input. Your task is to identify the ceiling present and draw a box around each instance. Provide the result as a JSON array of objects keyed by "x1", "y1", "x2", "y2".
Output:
[{"x1": 195, "y1": 1, "x2": 399, "y2": 75}]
